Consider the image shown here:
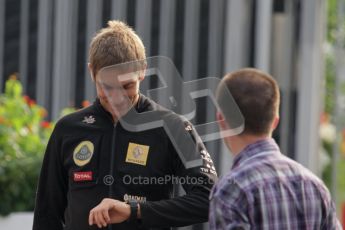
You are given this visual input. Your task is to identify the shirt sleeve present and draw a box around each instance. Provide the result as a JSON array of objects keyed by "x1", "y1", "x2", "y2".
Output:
[
  {"x1": 209, "y1": 182, "x2": 251, "y2": 230},
  {"x1": 321, "y1": 196, "x2": 342, "y2": 230},
  {"x1": 139, "y1": 116, "x2": 218, "y2": 228},
  {"x1": 32, "y1": 125, "x2": 68, "y2": 230}
]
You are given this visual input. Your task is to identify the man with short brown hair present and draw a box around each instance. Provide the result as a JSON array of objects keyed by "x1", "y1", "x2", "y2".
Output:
[
  {"x1": 89, "y1": 20, "x2": 146, "y2": 78},
  {"x1": 33, "y1": 20, "x2": 217, "y2": 230},
  {"x1": 210, "y1": 68, "x2": 341, "y2": 229}
]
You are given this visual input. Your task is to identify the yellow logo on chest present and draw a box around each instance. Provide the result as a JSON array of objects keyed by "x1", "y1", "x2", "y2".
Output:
[
  {"x1": 125, "y1": 142, "x2": 150, "y2": 166},
  {"x1": 73, "y1": 141, "x2": 94, "y2": 166}
]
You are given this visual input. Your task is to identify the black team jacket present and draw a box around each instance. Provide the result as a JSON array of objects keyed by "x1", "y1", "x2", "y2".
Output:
[{"x1": 33, "y1": 94, "x2": 217, "y2": 230}]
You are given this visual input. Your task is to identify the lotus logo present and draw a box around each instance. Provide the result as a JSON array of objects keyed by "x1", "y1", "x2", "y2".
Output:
[
  {"x1": 76, "y1": 145, "x2": 92, "y2": 160},
  {"x1": 73, "y1": 141, "x2": 94, "y2": 166}
]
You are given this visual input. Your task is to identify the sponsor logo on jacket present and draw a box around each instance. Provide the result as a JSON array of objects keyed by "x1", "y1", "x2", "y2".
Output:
[
  {"x1": 125, "y1": 142, "x2": 150, "y2": 166},
  {"x1": 73, "y1": 141, "x2": 94, "y2": 166}
]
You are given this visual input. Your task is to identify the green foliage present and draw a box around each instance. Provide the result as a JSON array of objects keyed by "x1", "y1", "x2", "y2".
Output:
[
  {"x1": 324, "y1": 54, "x2": 336, "y2": 115},
  {"x1": 0, "y1": 76, "x2": 53, "y2": 216},
  {"x1": 60, "y1": 107, "x2": 77, "y2": 118},
  {"x1": 322, "y1": 155, "x2": 345, "y2": 208},
  {"x1": 327, "y1": 0, "x2": 338, "y2": 43},
  {"x1": 323, "y1": 0, "x2": 345, "y2": 213},
  {"x1": 338, "y1": 158, "x2": 345, "y2": 205}
]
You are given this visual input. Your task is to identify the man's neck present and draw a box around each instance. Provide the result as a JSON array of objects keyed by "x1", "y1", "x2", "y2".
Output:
[{"x1": 227, "y1": 134, "x2": 270, "y2": 156}]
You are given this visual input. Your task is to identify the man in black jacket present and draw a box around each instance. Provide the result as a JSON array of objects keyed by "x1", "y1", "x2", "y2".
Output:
[{"x1": 33, "y1": 20, "x2": 217, "y2": 230}]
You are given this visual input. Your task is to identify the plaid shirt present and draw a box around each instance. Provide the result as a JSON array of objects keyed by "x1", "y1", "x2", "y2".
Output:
[{"x1": 209, "y1": 138, "x2": 342, "y2": 230}]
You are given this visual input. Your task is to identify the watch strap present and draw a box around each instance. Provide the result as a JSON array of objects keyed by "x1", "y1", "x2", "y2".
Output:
[{"x1": 128, "y1": 199, "x2": 138, "y2": 222}]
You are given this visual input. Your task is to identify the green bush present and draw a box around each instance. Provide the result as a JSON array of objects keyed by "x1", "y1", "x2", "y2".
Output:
[{"x1": 0, "y1": 75, "x2": 53, "y2": 216}]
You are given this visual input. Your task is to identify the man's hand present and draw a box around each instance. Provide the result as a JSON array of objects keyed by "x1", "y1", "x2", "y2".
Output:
[{"x1": 88, "y1": 198, "x2": 130, "y2": 228}]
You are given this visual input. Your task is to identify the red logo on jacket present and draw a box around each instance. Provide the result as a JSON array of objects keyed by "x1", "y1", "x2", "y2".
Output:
[{"x1": 73, "y1": 171, "x2": 93, "y2": 181}]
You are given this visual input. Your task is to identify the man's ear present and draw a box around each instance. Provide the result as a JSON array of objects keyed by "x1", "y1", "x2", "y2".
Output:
[
  {"x1": 138, "y1": 64, "x2": 147, "y2": 81},
  {"x1": 88, "y1": 63, "x2": 95, "y2": 82},
  {"x1": 216, "y1": 111, "x2": 228, "y2": 131},
  {"x1": 272, "y1": 116, "x2": 280, "y2": 130}
]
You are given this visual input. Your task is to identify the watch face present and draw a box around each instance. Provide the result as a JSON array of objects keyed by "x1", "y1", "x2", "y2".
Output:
[{"x1": 129, "y1": 199, "x2": 138, "y2": 206}]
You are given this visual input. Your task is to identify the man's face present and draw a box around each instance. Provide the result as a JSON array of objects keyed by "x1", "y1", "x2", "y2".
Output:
[{"x1": 95, "y1": 69, "x2": 143, "y2": 119}]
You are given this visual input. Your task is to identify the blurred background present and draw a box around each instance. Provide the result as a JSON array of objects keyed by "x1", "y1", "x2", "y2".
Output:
[{"x1": 0, "y1": 0, "x2": 344, "y2": 229}]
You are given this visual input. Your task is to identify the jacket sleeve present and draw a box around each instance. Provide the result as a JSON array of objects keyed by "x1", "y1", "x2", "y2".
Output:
[
  {"x1": 32, "y1": 125, "x2": 68, "y2": 230},
  {"x1": 140, "y1": 116, "x2": 218, "y2": 228}
]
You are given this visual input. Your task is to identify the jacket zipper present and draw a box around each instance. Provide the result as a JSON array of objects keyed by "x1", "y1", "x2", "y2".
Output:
[
  {"x1": 107, "y1": 123, "x2": 117, "y2": 230},
  {"x1": 108, "y1": 123, "x2": 117, "y2": 198}
]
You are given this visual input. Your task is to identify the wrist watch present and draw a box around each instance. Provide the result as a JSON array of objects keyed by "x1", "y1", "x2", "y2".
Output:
[{"x1": 127, "y1": 199, "x2": 138, "y2": 222}]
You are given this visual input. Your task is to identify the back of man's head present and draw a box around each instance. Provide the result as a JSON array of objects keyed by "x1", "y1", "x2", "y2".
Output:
[
  {"x1": 217, "y1": 68, "x2": 280, "y2": 136},
  {"x1": 89, "y1": 20, "x2": 146, "y2": 78}
]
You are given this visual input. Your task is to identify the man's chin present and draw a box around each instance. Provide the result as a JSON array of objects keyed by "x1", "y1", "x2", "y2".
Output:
[
  {"x1": 100, "y1": 101, "x2": 132, "y2": 115},
  {"x1": 111, "y1": 105, "x2": 132, "y2": 115}
]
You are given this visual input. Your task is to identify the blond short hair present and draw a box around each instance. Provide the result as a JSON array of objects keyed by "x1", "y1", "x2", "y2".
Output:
[{"x1": 89, "y1": 20, "x2": 146, "y2": 77}]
